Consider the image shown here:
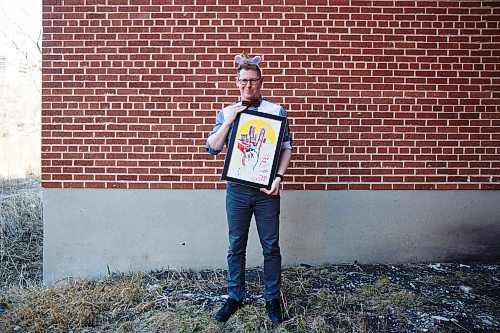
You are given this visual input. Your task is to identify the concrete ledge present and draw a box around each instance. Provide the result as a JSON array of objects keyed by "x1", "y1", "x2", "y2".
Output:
[{"x1": 43, "y1": 189, "x2": 500, "y2": 284}]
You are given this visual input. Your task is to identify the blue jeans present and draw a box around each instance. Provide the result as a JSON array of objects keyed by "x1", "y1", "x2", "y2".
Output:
[{"x1": 225, "y1": 182, "x2": 282, "y2": 302}]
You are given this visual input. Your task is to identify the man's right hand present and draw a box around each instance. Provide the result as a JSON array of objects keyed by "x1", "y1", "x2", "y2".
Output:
[
  {"x1": 224, "y1": 103, "x2": 247, "y2": 124},
  {"x1": 207, "y1": 103, "x2": 248, "y2": 151}
]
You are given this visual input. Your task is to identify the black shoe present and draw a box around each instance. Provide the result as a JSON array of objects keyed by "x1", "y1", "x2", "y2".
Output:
[
  {"x1": 266, "y1": 298, "x2": 283, "y2": 323},
  {"x1": 215, "y1": 298, "x2": 242, "y2": 322}
]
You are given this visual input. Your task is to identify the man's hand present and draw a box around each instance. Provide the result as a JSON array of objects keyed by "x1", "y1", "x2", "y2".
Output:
[
  {"x1": 225, "y1": 103, "x2": 247, "y2": 124},
  {"x1": 260, "y1": 177, "x2": 281, "y2": 196},
  {"x1": 207, "y1": 103, "x2": 248, "y2": 151}
]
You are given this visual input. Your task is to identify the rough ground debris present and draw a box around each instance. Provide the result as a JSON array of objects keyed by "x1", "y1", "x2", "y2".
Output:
[{"x1": 1, "y1": 177, "x2": 499, "y2": 332}]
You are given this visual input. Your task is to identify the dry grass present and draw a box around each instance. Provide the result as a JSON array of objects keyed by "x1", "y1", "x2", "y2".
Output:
[
  {"x1": 0, "y1": 177, "x2": 499, "y2": 332},
  {"x1": 0, "y1": 175, "x2": 42, "y2": 290}
]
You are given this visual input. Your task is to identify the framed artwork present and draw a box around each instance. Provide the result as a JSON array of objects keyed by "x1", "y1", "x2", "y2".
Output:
[{"x1": 222, "y1": 110, "x2": 286, "y2": 190}]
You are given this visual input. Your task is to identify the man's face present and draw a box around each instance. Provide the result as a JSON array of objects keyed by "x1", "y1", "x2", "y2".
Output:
[{"x1": 236, "y1": 68, "x2": 262, "y2": 101}]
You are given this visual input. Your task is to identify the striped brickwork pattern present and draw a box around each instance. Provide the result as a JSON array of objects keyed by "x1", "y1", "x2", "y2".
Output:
[{"x1": 41, "y1": 0, "x2": 500, "y2": 190}]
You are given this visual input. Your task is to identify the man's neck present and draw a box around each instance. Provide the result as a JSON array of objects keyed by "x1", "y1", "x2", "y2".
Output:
[{"x1": 242, "y1": 96, "x2": 262, "y2": 102}]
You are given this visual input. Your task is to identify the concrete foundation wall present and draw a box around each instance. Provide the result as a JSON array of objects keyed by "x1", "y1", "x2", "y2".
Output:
[{"x1": 43, "y1": 189, "x2": 500, "y2": 284}]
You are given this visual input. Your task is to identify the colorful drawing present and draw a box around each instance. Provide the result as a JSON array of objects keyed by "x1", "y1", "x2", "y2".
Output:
[{"x1": 222, "y1": 111, "x2": 285, "y2": 189}]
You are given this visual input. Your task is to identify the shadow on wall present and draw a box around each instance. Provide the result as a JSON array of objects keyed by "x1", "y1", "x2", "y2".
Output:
[
  {"x1": 281, "y1": 191, "x2": 500, "y2": 265},
  {"x1": 443, "y1": 224, "x2": 500, "y2": 263}
]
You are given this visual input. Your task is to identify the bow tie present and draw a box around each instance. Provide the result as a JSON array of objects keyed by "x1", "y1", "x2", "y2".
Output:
[{"x1": 242, "y1": 99, "x2": 261, "y2": 107}]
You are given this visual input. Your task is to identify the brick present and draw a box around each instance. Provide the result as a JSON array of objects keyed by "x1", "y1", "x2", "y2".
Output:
[{"x1": 39, "y1": 2, "x2": 498, "y2": 190}]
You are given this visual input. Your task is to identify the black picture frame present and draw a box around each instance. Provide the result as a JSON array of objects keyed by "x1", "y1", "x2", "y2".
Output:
[{"x1": 222, "y1": 110, "x2": 286, "y2": 190}]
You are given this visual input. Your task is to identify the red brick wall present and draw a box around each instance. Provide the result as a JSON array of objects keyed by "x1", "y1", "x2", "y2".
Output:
[{"x1": 41, "y1": 0, "x2": 499, "y2": 190}]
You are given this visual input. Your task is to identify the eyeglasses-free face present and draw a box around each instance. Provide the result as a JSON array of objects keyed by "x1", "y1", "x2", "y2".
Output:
[{"x1": 236, "y1": 68, "x2": 262, "y2": 101}]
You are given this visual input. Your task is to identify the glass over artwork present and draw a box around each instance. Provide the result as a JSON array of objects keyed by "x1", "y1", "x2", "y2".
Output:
[{"x1": 222, "y1": 110, "x2": 286, "y2": 190}]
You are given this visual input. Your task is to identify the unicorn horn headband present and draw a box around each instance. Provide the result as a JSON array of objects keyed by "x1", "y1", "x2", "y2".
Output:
[{"x1": 234, "y1": 51, "x2": 262, "y2": 67}]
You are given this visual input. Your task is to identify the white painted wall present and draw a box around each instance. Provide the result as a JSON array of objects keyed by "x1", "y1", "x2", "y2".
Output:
[
  {"x1": 43, "y1": 189, "x2": 500, "y2": 285},
  {"x1": 0, "y1": 135, "x2": 40, "y2": 177}
]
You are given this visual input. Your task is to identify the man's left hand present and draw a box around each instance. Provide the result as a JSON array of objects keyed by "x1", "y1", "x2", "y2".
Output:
[{"x1": 260, "y1": 177, "x2": 281, "y2": 196}]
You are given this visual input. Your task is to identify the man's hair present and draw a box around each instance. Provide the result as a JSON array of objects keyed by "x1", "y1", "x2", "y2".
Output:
[{"x1": 237, "y1": 63, "x2": 262, "y2": 78}]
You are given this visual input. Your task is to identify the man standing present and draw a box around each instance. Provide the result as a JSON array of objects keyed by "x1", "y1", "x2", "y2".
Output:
[{"x1": 206, "y1": 53, "x2": 292, "y2": 324}]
